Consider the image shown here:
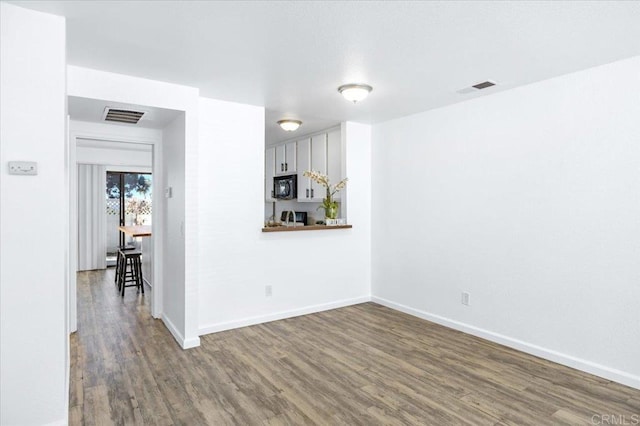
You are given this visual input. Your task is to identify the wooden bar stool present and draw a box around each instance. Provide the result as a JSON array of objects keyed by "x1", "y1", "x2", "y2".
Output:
[
  {"x1": 114, "y1": 245, "x2": 136, "y2": 286},
  {"x1": 117, "y1": 250, "x2": 144, "y2": 297}
]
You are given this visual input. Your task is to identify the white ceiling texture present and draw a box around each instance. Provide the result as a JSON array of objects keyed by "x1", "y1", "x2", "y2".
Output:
[
  {"x1": 13, "y1": 1, "x2": 640, "y2": 144},
  {"x1": 69, "y1": 96, "x2": 182, "y2": 129}
]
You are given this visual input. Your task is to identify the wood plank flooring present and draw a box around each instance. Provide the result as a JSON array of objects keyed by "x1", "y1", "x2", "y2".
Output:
[{"x1": 71, "y1": 270, "x2": 640, "y2": 425}]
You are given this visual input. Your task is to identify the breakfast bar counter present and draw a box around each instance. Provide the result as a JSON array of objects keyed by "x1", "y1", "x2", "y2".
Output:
[{"x1": 262, "y1": 224, "x2": 352, "y2": 233}]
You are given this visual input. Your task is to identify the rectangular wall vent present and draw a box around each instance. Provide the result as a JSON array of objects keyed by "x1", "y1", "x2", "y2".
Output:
[{"x1": 102, "y1": 107, "x2": 145, "y2": 124}]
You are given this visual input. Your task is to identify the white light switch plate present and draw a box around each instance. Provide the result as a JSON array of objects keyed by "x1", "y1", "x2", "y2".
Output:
[
  {"x1": 8, "y1": 161, "x2": 37, "y2": 175},
  {"x1": 164, "y1": 187, "x2": 172, "y2": 198}
]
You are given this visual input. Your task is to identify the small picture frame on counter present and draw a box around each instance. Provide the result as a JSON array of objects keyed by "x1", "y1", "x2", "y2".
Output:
[{"x1": 326, "y1": 218, "x2": 347, "y2": 226}]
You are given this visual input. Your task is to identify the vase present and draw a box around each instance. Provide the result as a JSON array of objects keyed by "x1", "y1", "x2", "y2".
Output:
[{"x1": 325, "y1": 202, "x2": 338, "y2": 220}]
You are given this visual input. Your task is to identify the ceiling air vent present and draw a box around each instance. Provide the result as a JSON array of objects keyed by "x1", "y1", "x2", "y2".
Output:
[
  {"x1": 102, "y1": 107, "x2": 146, "y2": 124},
  {"x1": 472, "y1": 80, "x2": 496, "y2": 90},
  {"x1": 457, "y1": 80, "x2": 497, "y2": 94}
]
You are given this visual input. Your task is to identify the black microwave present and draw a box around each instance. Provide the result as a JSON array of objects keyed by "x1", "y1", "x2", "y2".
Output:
[{"x1": 273, "y1": 174, "x2": 297, "y2": 200}]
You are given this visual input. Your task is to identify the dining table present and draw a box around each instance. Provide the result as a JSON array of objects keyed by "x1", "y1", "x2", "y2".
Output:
[
  {"x1": 118, "y1": 225, "x2": 153, "y2": 288},
  {"x1": 118, "y1": 225, "x2": 152, "y2": 238}
]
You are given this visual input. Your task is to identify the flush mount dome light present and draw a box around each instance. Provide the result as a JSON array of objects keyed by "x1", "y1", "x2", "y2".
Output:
[
  {"x1": 338, "y1": 83, "x2": 373, "y2": 103},
  {"x1": 277, "y1": 119, "x2": 302, "y2": 131}
]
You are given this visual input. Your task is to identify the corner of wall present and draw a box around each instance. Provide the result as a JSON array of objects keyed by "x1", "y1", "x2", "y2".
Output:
[{"x1": 1, "y1": 3, "x2": 68, "y2": 425}]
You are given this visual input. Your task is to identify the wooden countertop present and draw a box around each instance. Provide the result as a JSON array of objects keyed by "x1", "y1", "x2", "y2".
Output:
[
  {"x1": 262, "y1": 224, "x2": 352, "y2": 233},
  {"x1": 118, "y1": 225, "x2": 152, "y2": 237}
]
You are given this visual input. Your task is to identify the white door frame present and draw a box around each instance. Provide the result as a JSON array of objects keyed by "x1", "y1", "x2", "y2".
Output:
[{"x1": 68, "y1": 123, "x2": 163, "y2": 332}]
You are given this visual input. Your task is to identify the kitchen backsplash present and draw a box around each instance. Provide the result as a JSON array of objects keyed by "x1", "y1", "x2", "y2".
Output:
[{"x1": 265, "y1": 200, "x2": 341, "y2": 225}]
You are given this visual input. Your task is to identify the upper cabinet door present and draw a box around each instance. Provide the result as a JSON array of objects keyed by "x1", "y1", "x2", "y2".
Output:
[
  {"x1": 310, "y1": 133, "x2": 327, "y2": 201},
  {"x1": 275, "y1": 141, "x2": 297, "y2": 174},
  {"x1": 296, "y1": 138, "x2": 311, "y2": 200},
  {"x1": 285, "y1": 142, "x2": 296, "y2": 173},
  {"x1": 265, "y1": 147, "x2": 276, "y2": 201},
  {"x1": 275, "y1": 144, "x2": 286, "y2": 175},
  {"x1": 327, "y1": 129, "x2": 342, "y2": 200}
]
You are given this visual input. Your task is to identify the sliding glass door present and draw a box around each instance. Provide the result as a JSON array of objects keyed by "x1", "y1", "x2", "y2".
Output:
[{"x1": 106, "y1": 172, "x2": 152, "y2": 264}]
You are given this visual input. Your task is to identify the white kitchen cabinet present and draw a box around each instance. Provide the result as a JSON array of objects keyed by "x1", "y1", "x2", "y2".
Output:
[
  {"x1": 270, "y1": 128, "x2": 341, "y2": 204},
  {"x1": 296, "y1": 138, "x2": 311, "y2": 200},
  {"x1": 297, "y1": 134, "x2": 330, "y2": 202},
  {"x1": 310, "y1": 133, "x2": 327, "y2": 201},
  {"x1": 327, "y1": 129, "x2": 342, "y2": 200},
  {"x1": 286, "y1": 142, "x2": 296, "y2": 173},
  {"x1": 265, "y1": 146, "x2": 276, "y2": 201},
  {"x1": 275, "y1": 141, "x2": 296, "y2": 175}
]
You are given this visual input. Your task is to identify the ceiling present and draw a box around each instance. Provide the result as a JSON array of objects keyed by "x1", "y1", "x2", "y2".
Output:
[
  {"x1": 265, "y1": 110, "x2": 338, "y2": 147},
  {"x1": 69, "y1": 96, "x2": 182, "y2": 129},
  {"x1": 14, "y1": 1, "x2": 640, "y2": 143}
]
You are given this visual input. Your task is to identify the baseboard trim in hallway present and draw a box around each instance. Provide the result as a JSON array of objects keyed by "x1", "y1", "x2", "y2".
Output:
[{"x1": 372, "y1": 296, "x2": 640, "y2": 390}]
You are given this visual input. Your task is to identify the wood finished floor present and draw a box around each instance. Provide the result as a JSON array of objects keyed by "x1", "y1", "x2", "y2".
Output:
[{"x1": 71, "y1": 270, "x2": 640, "y2": 425}]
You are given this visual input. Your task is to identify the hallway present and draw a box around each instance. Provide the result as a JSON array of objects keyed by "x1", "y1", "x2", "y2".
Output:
[{"x1": 71, "y1": 269, "x2": 169, "y2": 424}]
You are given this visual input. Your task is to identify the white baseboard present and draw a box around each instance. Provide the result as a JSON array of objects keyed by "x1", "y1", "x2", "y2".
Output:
[
  {"x1": 43, "y1": 419, "x2": 67, "y2": 426},
  {"x1": 182, "y1": 336, "x2": 201, "y2": 349},
  {"x1": 372, "y1": 296, "x2": 640, "y2": 390},
  {"x1": 63, "y1": 329, "x2": 70, "y2": 426},
  {"x1": 199, "y1": 295, "x2": 372, "y2": 335},
  {"x1": 162, "y1": 313, "x2": 201, "y2": 349}
]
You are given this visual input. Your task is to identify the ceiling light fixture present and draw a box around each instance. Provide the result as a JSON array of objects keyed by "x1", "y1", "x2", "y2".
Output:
[
  {"x1": 338, "y1": 83, "x2": 373, "y2": 103},
  {"x1": 277, "y1": 119, "x2": 302, "y2": 131}
]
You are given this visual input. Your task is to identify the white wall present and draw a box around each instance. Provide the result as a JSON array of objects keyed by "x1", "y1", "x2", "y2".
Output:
[
  {"x1": 68, "y1": 66, "x2": 200, "y2": 348},
  {"x1": 71, "y1": 119, "x2": 162, "y2": 148},
  {"x1": 76, "y1": 142, "x2": 153, "y2": 168},
  {"x1": 0, "y1": 3, "x2": 68, "y2": 425},
  {"x1": 78, "y1": 145, "x2": 152, "y2": 168},
  {"x1": 266, "y1": 199, "x2": 324, "y2": 224},
  {"x1": 372, "y1": 56, "x2": 640, "y2": 389},
  {"x1": 162, "y1": 114, "x2": 187, "y2": 342},
  {"x1": 198, "y1": 98, "x2": 372, "y2": 333}
]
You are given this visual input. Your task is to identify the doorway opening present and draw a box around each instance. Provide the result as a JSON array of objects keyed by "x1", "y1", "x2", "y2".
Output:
[
  {"x1": 70, "y1": 121, "x2": 162, "y2": 332},
  {"x1": 106, "y1": 171, "x2": 153, "y2": 266},
  {"x1": 67, "y1": 93, "x2": 198, "y2": 348}
]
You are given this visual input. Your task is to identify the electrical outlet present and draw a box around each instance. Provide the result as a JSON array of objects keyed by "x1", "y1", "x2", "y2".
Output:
[
  {"x1": 461, "y1": 292, "x2": 470, "y2": 306},
  {"x1": 265, "y1": 285, "x2": 272, "y2": 297}
]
